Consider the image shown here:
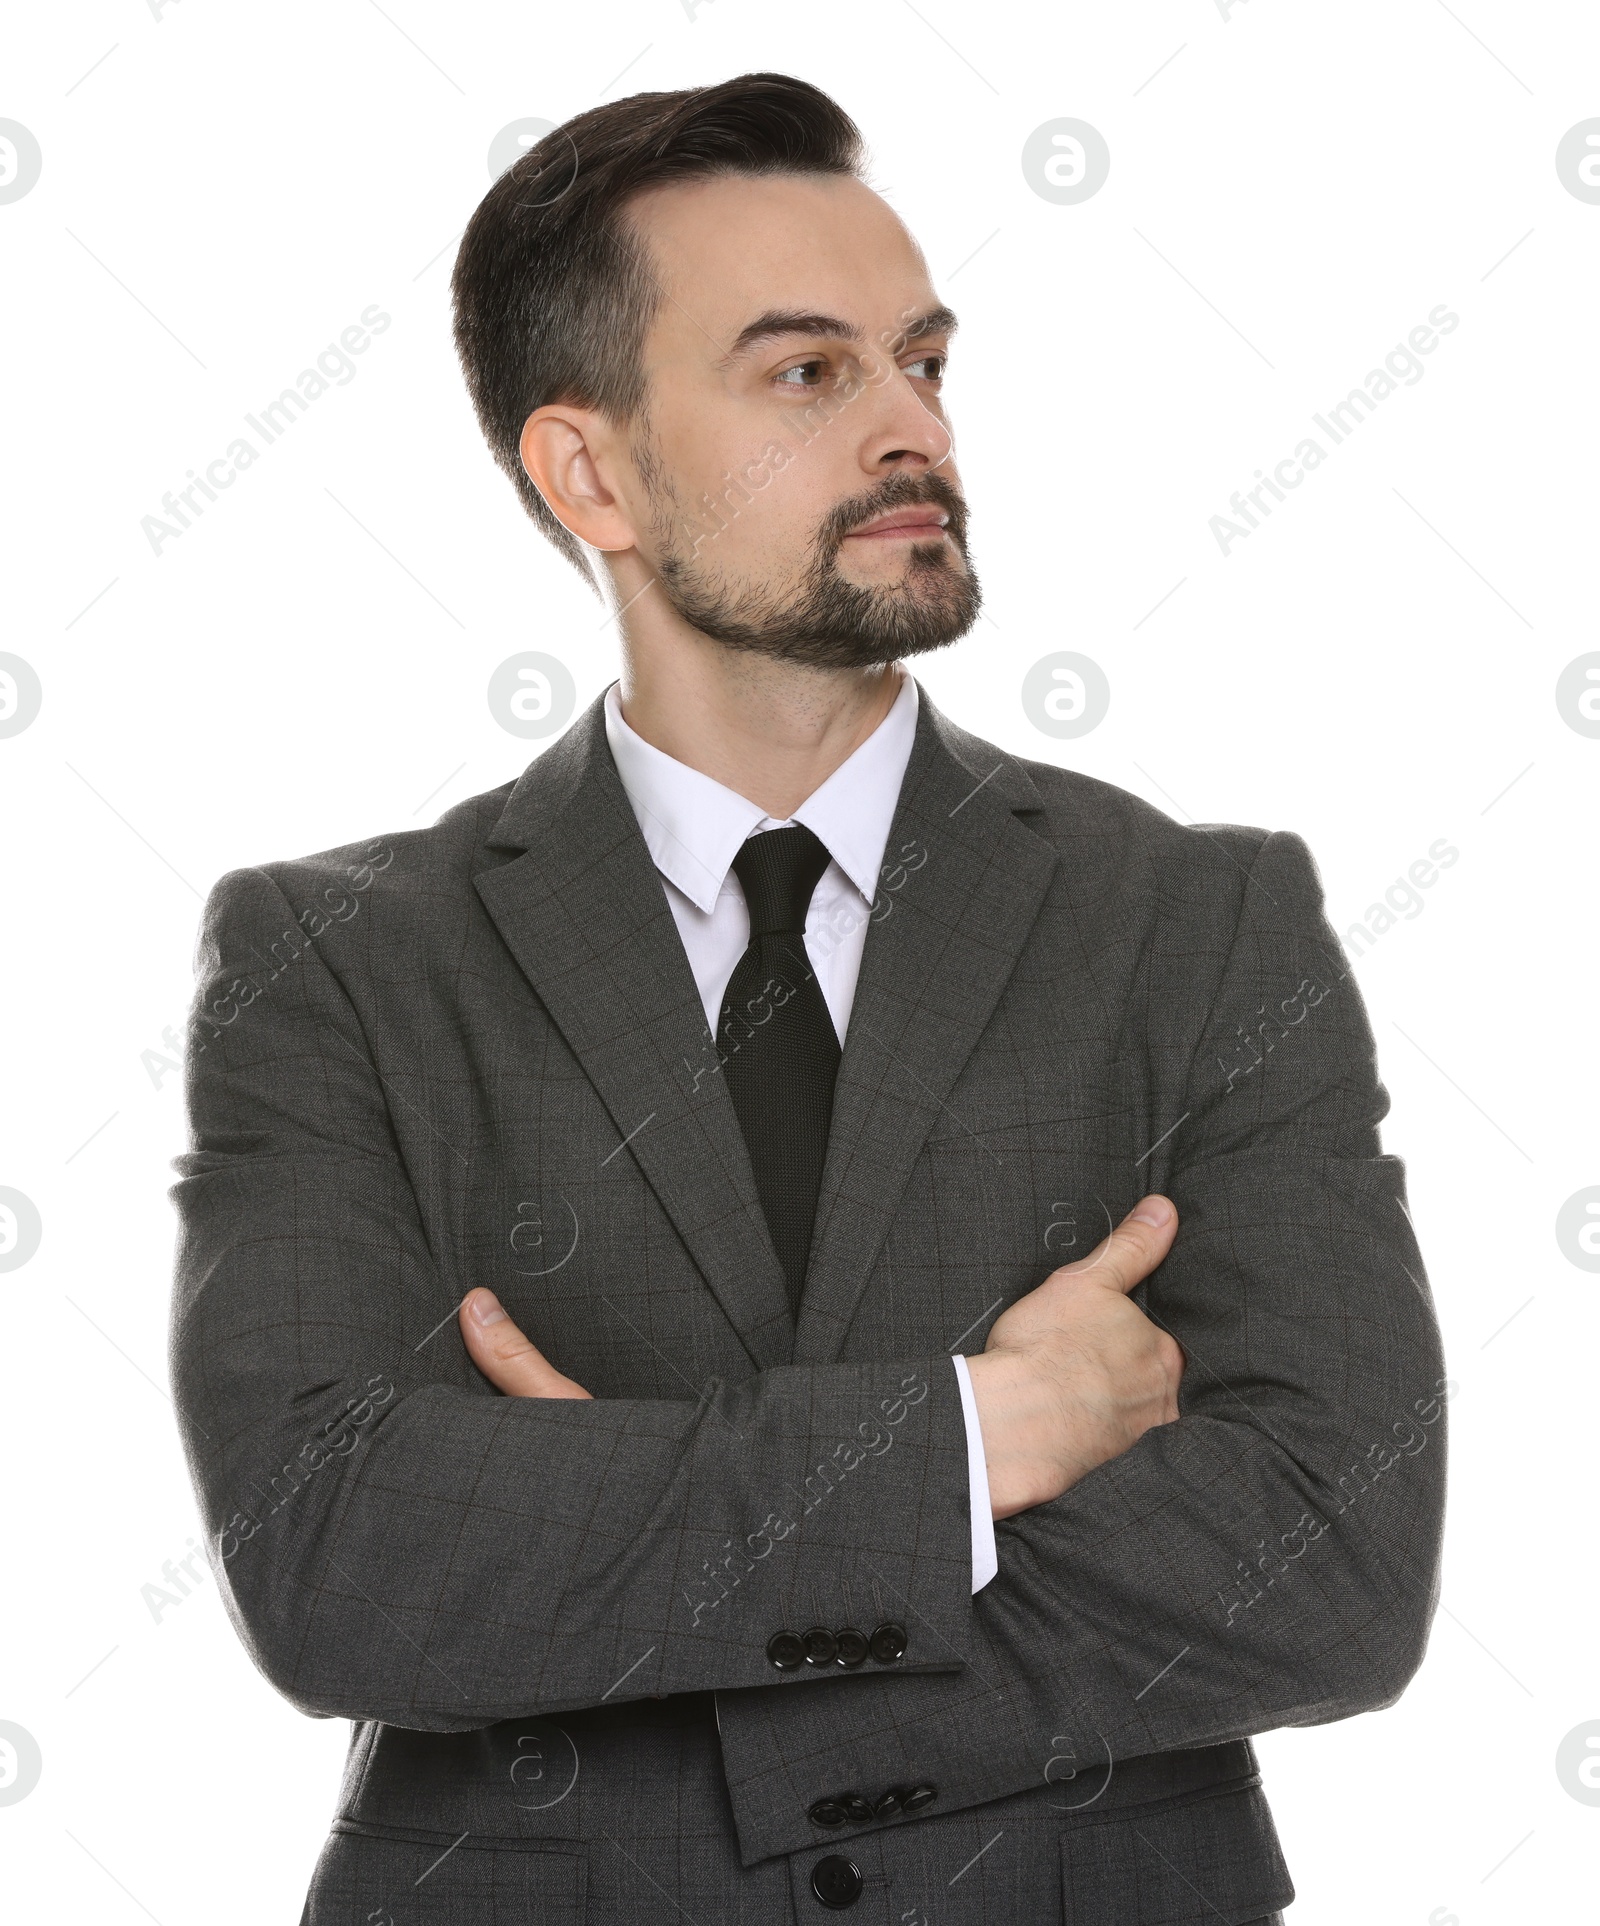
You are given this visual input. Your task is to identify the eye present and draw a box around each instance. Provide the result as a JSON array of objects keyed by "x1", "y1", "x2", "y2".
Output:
[
  {"x1": 773, "y1": 358, "x2": 829, "y2": 390},
  {"x1": 904, "y1": 352, "x2": 946, "y2": 383}
]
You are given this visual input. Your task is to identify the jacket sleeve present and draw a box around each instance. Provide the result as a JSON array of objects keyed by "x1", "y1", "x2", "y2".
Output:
[
  {"x1": 167, "y1": 863, "x2": 974, "y2": 1733},
  {"x1": 711, "y1": 827, "x2": 1448, "y2": 1863}
]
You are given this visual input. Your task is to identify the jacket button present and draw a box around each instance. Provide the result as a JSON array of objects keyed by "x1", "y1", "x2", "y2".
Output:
[
  {"x1": 841, "y1": 1793, "x2": 875, "y2": 1825},
  {"x1": 902, "y1": 1783, "x2": 938, "y2": 1812},
  {"x1": 767, "y1": 1630, "x2": 806, "y2": 1670},
  {"x1": 802, "y1": 1625, "x2": 839, "y2": 1666},
  {"x1": 808, "y1": 1798, "x2": 847, "y2": 1828},
  {"x1": 873, "y1": 1786, "x2": 903, "y2": 1818},
  {"x1": 810, "y1": 1855, "x2": 863, "y2": 1908},
  {"x1": 868, "y1": 1621, "x2": 908, "y2": 1663},
  {"x1": 834, "y1": 1627, "x2": 869, "y2": 1668}
]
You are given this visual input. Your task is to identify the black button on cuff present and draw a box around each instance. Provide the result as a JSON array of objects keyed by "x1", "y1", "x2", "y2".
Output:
[
  {"x1": 810, "y1": 1855, "x2": 864, "y2": 1909},
  {"x1": 834, "y1": 1626, "x2": 869, "y2": 1668},
  {"x1": 868, "y1": 1620, "x2": 908, "y2": 1663},
  {"x1": 802, "y1": 1625, "x2": 839, "y2": 1666},
  {"x1": 767, "y1": 1630, "x2": 806, "y2": 1670},
  {"x1": 809, "y1": 1782, "x2": 934, "y2": 1833}
]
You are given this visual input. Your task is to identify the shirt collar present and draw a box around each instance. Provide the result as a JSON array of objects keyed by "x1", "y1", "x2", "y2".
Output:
[{"x1": 603, "y1": 669, "x2": 920, "y2": 916}]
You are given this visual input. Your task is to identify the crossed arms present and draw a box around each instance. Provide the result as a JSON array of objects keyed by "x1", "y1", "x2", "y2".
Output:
[{"x1": 168, "y1": 827, "x2": 1446, "y2": 1862}]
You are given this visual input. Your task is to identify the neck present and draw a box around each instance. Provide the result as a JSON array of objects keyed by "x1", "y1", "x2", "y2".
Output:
[{"x1": 616, "y1": 625, "x2": 903, "y2": 821}]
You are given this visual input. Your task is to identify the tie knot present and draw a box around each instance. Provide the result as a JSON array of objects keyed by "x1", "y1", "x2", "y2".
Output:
[{"x1": 732, "y1": 824, "x2": 833, "y2": 938}]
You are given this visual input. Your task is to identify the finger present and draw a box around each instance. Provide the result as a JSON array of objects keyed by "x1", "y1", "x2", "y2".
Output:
[
  {"x1": 1056, "y1": 1195, "x2": 1178, "y2": 1295},
  {"x1": 459, "y1": 1290, "x2": 593, "y2": 1399}
]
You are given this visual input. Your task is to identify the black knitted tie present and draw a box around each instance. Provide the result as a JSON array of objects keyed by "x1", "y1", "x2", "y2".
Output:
[{"x1": 716, "y1": 825, "x2": 842, "y2": 1315}]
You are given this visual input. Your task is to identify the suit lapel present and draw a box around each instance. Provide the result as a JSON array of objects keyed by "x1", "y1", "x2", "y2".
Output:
[
  {"x1": 472, "y1": 693, "x2": 794, "y2": 1372},
  {"x1": 792, "y1": 685, "x2": 1060, "y2": 1363},
  {"x1": 472, "y1": 681, "x2": 1062, "y2": 1375}
]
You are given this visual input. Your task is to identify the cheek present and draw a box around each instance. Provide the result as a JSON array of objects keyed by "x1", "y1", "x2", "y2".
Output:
[
  {"x1": 710, "y1": 471, "x2": 824, "y2": 575},
  {"x1": 646, "y1": 396, "x2": 842, "y2": 573}
]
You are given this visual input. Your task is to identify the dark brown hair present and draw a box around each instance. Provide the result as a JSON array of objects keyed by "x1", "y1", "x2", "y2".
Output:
[{"x1": 450, "y1": 73, "x2": 866, "y2": 591}]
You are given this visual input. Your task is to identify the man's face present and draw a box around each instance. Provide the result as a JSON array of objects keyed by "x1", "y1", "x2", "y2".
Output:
[{"x1": 617, "y1": 171, "x2": 980, "y2": 669}]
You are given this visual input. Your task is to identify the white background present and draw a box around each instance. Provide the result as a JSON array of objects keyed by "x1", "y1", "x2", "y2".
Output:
[{"x1": 3, "y1": 2, "x2": 1597, "y2": 1921}]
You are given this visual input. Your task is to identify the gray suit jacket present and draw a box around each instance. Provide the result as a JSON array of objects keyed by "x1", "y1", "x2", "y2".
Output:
[{"x1": 168, "y1": 682, "x2": 1445, "y2": 1924}]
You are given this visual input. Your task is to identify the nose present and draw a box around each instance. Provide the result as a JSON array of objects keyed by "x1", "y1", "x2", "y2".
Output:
[{"x1": 857, "y1": 364, "x2": 953, "y2": 474}]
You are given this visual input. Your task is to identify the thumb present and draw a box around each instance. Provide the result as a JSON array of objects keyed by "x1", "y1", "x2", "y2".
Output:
[
  {"x1": 1056, "y1": 1195, "x2": 1178, "y2": 1295},
  {"x1": 459, "y1": 1290, "x2": 593, "y2": 1399}
]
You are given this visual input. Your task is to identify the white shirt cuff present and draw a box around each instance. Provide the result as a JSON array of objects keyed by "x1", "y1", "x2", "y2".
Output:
[{"x1": 952, "y1": 1354, "x2": 998, "y2": 1592}]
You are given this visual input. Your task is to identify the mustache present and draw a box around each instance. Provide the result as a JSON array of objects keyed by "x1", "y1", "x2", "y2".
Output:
[{"x1": 814, "y1": 472, "x2": 970, "y2": 559}]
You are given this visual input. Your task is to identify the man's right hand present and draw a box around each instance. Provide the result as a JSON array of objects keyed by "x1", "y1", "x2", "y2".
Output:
[{"x1": 966, "y1": 1195, "x2": 1184, "y2": 1521}]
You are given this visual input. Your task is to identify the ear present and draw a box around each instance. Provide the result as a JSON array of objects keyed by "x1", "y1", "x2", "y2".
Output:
[{"x1": 518, "y1": 404, "x2": 640, "y2": 554}]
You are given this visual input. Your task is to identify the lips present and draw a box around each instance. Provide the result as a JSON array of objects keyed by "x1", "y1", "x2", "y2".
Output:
[{"x1": 844, "y1": 510, "x2": 950, "y2": 540}]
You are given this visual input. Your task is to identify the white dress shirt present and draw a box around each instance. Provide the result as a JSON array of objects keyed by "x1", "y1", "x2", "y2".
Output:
[{"x1": 603, "y1": 671, "x2": 999, "y2": 1593}]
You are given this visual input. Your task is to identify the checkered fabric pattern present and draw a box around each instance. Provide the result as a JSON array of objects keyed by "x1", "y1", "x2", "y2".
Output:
[{"x1": 169, "y1": 681, "x2": 1444, "y2": 1924}]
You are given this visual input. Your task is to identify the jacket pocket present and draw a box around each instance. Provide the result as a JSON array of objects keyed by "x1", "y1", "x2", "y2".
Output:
[
  {"x1": 304, "y1": 1825, "x2": 585, "y2": 1924},
  {"x1": 1059, "y1": 1782, "x2": 1293, "y2": 1924}
]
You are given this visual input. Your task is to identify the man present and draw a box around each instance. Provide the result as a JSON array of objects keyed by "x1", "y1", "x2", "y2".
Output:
[{"x1": 169, "y1": 72, "x2": 1446, "y2": 1925}]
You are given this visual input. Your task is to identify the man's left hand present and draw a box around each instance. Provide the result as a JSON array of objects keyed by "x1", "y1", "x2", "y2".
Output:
[{"x1": 458, "y1": 1288, "x2": 593, "y2": 1398}]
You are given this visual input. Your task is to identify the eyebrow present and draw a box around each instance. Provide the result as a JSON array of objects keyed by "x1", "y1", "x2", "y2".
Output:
[{"x1": 719, "y1": 304, "x2": 959, "y2": 364}]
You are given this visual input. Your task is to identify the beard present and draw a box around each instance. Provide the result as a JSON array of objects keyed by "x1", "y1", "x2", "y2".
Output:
[{"x1": 641, "y1": 461, "x2": 982, "y2": 672}]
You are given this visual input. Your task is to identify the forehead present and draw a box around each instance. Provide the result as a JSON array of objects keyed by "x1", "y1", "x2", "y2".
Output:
[{"x1": 624, "y1": 172, "x2": 937, "y2": 355}]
